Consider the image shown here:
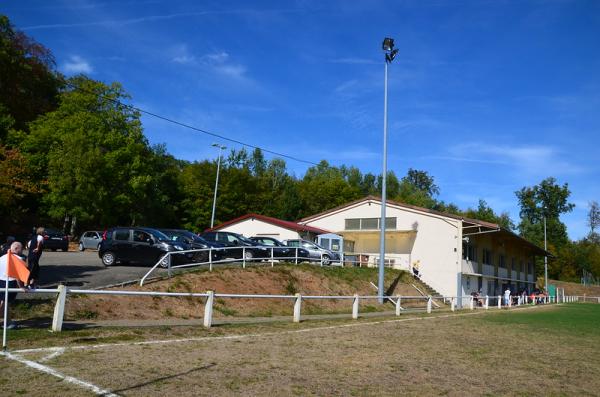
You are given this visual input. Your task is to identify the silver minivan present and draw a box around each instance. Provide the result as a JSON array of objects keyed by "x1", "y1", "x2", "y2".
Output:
[{"x1": 79, "y1": 231, "x2": 103, "y2": 251}]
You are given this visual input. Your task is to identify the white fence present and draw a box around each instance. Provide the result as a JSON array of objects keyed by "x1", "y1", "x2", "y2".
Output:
[{"x1": 3, "y1": 285, "x2": 598, "y2": 349}]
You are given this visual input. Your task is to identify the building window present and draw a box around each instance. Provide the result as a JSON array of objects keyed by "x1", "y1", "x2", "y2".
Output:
[
  {"x1": 344, "y1": 217, "x2": 397, "y2": 230},
  {"x1": 345, "y1": 219, "x2": 360, "y2": 230},
  {"x1": 361, "y1": 218, "x2": 379, "y2": 229},
  {"x1": 528, "y1": 262, "x2": 533, "y2": 275},
  {"x1": 499, "y1": 255, "x2": 505, "y2": 268},
  {"x1": 482, "y1": 249, "x2": 492, "y2": 265}
]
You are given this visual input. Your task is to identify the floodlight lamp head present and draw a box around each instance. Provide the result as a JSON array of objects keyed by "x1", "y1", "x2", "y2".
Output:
[
  {"x1": 382, "y1": 37, "x2": 394, "y2": 52},
  {"x1": 385, "y1": 49, "x2": 398, "y2": 63}
]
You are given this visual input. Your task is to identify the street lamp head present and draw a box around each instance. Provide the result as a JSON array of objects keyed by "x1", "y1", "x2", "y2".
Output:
[
  {"x1": 382, "y1": 37, "x2": 398, "y2": 63},
  {"x1": 382, "y1": 37, "x2": 395, "y2": 52},
  {"x1": 212, "y1": 143, "x2": 226, "y2": 150}
]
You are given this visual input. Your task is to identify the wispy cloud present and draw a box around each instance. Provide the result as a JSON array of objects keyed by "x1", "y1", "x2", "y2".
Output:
[
  {"x1": 62, "y1": 55, "x2": 93, "y2": 74},
  {"x1": 171, "y1": 47, "x2": 249, "y2": 80},
  {"x1": 435, "y1": 142, "x2": 585, "y2": 176},
  {"x1": 22, "y1": 9, "x2": 302, "y2": 31}
]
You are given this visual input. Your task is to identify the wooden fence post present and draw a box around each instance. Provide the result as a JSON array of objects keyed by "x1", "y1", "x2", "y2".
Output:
[
  {"x1": 293, "y1": 293, "x2": 302, "y2": 323},
  {"x1": 51, "y1": 285, "x2": 67, "y2": 332},
  {"x1": 352, "y1": 294, "x2": 359, "y2": 319},
  {"x1": 204, "y1": 290, "x2": 214, "y2": 329}
]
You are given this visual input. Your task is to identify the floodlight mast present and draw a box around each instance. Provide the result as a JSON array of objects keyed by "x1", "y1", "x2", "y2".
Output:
[
  {"x1": 210, "y1": 143, "x2": 227, "y2": 229},
  {"x1": 378, "y1": 37, "x2": 398, "y2": 304}
]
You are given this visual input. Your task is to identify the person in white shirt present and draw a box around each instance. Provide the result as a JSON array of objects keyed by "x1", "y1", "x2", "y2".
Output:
[
  {"x1": 503, "y1": 287, "x2": 511, "y2": 307},
  {"x1": 1, "y1": 242, "x2": 27, "y2": 329}
]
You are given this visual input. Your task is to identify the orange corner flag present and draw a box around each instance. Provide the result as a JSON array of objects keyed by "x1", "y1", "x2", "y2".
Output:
[{"x1": 6, "y1": 252, "x2": 30, "y2": 284}]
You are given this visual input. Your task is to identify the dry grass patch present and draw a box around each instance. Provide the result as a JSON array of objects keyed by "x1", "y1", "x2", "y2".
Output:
[{"x1": 3, "y1": 304, "x2": 599, "y2": 396}]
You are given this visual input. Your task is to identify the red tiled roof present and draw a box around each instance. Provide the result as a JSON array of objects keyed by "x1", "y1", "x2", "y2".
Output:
[{"x1": 207, "y1": 213, "x2": 331, "y2": 235}]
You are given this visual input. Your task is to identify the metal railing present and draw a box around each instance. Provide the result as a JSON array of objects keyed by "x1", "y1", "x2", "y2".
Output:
[{"x1": 139, "y1": 246, "x2": 404, "y2": 286}]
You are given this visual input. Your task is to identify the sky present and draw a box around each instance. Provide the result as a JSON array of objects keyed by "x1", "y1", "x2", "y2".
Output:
[{"x1": 5, "y1": 0, "x2": 600, "y2": 239}]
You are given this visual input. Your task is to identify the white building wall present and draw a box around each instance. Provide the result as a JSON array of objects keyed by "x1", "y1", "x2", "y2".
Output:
[
  {"x1": 300, "y1": 201, "x2": 461, "y2": 297},
  {"x1": 217, "y1": 219, "x2": 302, "y2": 241}
]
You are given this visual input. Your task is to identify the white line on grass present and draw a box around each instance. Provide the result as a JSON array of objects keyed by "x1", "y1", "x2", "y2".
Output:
[
  {"x1": 1, "y1": 351, "x2": 119, "y2": 397},
  {"x1": 14, "y1": 305, "x2": 543, "y2": 355}
]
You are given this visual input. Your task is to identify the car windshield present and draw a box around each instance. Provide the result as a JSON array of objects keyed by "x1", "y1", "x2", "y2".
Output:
[
  {"x1": 237, "y1": 234, "x2": 255, "y2": 244},
  {"x1": 145, "y1": 229, "x2": 171, "y2": 241}
]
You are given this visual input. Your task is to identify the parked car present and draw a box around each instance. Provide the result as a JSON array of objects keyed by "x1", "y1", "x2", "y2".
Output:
[
  {"x1": 249, "y1": 236, "x2": 310, "y2": 260},
  {"x1": 31, "y1": 228, "x2": 69, "y2": 252},
  {"x1": 78, "y1": 231, "x2": 103, "y2": 251},
  {"x1": 158, "y1": 229, "x2": 223, "y2": 263},
  {"x1": 283, "y1": 239, "x2": 340, "y2": 265},
  {"x1": 201, "y1": 231, "x2": 269, "y2": 260},
  {"x1": 98, "y1": 227, "x2": 189, "y2": 267}
]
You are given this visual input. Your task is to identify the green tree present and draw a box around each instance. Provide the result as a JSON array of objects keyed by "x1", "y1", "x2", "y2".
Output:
[
  {"x1": 0, "y1": 15, "x2": 61, "y2": 136},
  {"x1": 463, "y1": 199, "x2": 515, "y2": 230},
  {"x1": 515, "y1": 177, "x2": 574, "y2": 249},
  {"x1": 16, "y1": 76, "x2": 170, "y2": 232}
]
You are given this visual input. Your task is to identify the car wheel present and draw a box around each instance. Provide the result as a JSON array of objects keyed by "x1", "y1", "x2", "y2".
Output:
[
  {"x1": 159, "y1": 255, "x2": 170, "y2": 268},
  {"x1": 78, "y1": 242, "x2": 85, "y2": 251},
  {"x1": 194, "y1": 251, "x2": 209, "y2": 263},
  {"x1": 244, "y1": 250, "x2": 254, "y2": 260},
  {"x1": 322, "y1": 254, "x2": 331, "y2": 266},
  {"x1": 102, "y1": 251, "x2": 116, "y2": 266}
]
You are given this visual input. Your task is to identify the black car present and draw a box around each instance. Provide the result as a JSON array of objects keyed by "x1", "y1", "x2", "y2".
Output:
[
  {"x1": 159, "y1": 229, "x2": 223, "y2": 263},
  {"x1": 98, "y1": 227, "x2": 188, "y2": 267},
  {"x1": 201, "y1": 231, "x2": 269, "y2": 260},
  {"x1": 249, "y1": 236, "x2": 311, "y2": 260},
  {"x1": 31, "y1": 228, "x2": 69, "y2": 252}
]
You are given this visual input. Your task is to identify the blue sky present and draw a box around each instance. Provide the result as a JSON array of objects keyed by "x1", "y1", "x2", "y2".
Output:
[{"x1": 5, "y1": 0, "x2": 600, "y2": 239}]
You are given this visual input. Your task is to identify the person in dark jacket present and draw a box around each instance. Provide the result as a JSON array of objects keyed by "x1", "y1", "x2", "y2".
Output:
[{"x1": 27, "y1": 227, "x2": 45, "y2": 288}]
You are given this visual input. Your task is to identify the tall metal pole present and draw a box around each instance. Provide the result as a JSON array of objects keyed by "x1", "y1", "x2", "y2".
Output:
[
  {"x1": 210, "y1": 145, "x2": 225, "y2": 228},
  {"x1": 378, "y1": 60, "x2": 389, "y2": 304},
  {"x1": 544, "y1": 214, "x2": 548, "y2": 292}
]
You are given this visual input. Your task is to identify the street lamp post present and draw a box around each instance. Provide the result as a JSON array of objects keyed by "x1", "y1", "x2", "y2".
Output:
[
  {"x1": 210, "y1": 143, "x2": 226, "y2": 228},
  {"x1": 544, "y1": 213, "x2": 548, "y2": 293},
  {"x1": 378, "y1": 38, "x2": 399, "y2": 304}
]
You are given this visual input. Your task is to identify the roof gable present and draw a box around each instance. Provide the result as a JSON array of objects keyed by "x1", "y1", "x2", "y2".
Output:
[{"x1": 208, "y1": 213, "x2": 330, "y2": 235}]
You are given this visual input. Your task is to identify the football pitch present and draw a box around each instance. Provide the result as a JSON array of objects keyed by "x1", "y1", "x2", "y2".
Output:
[{"x1": 2, "y1": 303, "x2": 599, "y2": 396}]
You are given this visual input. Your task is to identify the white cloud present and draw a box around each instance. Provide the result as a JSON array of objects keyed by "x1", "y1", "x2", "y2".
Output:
[
  {"x1": 441, "y1": 142, "x2": 585, "y2": 176},
  {"x1": 62, "y1": 55, "x2": 93, "y2": 74}
]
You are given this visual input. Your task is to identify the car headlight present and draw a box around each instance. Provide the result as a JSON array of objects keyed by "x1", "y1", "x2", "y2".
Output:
[{"x1": 173, "y1": 245, "x2": 184, "y2": 251}]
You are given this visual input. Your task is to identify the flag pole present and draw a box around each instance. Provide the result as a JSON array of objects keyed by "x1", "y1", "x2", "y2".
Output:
[{"x1": 3, "y1": 260, "x2": 9, "y2": 351}]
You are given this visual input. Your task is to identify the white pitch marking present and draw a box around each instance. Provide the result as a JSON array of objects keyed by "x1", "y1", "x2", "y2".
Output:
[
  {"x1": 13, "y1": 305, "x2": 542, "y2": 355},
  {"x1": 1, "y1": 351, "x2": 119, "y2": 397}
]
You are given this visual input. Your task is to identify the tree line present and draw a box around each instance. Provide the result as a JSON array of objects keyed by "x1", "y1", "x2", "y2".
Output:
[{"x1": 1, "y1": 15, "x2": 598, "y2": 282}]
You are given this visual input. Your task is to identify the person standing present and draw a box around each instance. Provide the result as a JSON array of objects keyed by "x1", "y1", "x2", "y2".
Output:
[
  {"x1": 503, "y1": 287, "x2": 511, "y2": 307},
  {"x1": 27, "y1": 227, "x2": 45, "y2": 288},
  {"x1": 1, "y1": 242, "x2": 28, "y2": 330}
]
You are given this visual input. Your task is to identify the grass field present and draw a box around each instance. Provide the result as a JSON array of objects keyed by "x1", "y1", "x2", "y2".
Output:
[{"x1": 1, "y1": 303, "x2": 600, "y2": 396}]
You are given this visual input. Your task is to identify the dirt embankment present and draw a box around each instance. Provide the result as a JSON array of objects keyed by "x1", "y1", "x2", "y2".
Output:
[{"x1": 64, "y1": 265, "x2": 428, "y2": 321}]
